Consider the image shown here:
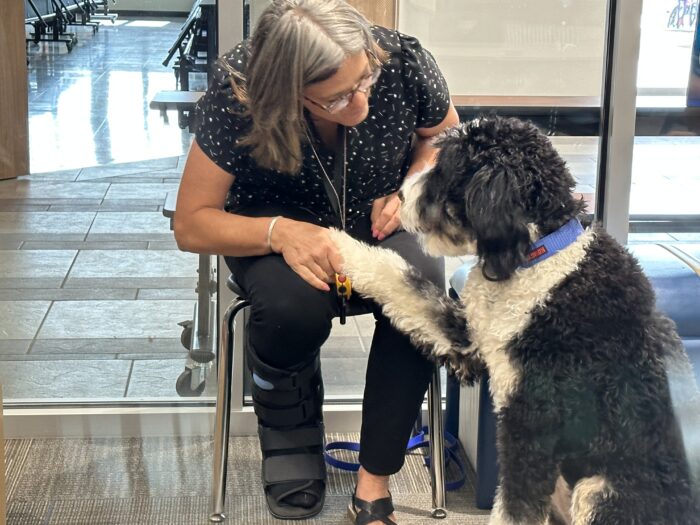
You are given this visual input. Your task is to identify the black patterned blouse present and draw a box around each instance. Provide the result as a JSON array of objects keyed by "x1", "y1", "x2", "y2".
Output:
[{"x1": 194, "y1": 26, "x2": 451, "y2": 228}]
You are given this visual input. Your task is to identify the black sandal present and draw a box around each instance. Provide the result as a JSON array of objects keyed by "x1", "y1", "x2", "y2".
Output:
[{"x1": 347, "y1": 491, "x2": 397, "y2": 525}]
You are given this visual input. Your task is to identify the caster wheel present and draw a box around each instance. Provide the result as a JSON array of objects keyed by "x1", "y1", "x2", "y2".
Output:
[
  {"x1": 179, "y1": 321, "x2": 193, "y2": 350},
  {"x1": 176, "y1": 369, "x2": 206, "y2": 397}
]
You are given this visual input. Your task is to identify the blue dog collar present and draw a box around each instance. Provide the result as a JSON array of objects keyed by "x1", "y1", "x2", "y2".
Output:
[{"x1": 522, "y1": 218, "x2": 584, "y2": 268}]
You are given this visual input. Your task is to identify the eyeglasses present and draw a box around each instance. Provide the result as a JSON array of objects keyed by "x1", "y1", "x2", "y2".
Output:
[{"x1": 305, "y1": 67, "x2": 381, "y2": 114}]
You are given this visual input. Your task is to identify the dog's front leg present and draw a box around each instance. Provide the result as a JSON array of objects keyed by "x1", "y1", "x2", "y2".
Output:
[
  {"x1": 490, "y1": 415, "x2": 560, "y2": 525},
  {"x1": 329, "y1": 229, "x2": 483, "y2": 381}
]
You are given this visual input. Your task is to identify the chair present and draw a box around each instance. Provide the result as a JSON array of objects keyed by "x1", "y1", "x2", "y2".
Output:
[
  {"x1": 209, "y1": 274, "x2": 449, "y2": 522},
  {"x1": 162, "y1": 191, "x2": 449, "y2": 520}
]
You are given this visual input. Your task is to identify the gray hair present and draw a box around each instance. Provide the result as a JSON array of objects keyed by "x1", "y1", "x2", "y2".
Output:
[{"x1": 231, "y1": 0, "x2": 386, "y2": 174}]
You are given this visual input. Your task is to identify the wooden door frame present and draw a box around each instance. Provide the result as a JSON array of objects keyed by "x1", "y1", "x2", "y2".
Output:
[
  {"x1": 0, "y1": 0, "x2": 30, "y2": 180},
  {"x1": 347, "y1": 0, "x2": 398, "y2": 29}
]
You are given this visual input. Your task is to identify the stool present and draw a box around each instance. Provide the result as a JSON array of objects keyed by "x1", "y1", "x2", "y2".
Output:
[
  {"x1": 149, "y1": 90, "x2": 205, "y2": 131},
  {"x1": 210, "y1": 274, "x2": 448, "y2": 522}
]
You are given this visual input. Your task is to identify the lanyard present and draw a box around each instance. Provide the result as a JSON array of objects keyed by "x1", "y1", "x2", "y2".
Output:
[
  {"x1": 306, "y1": 125, "x2": 347, "y2": 230},
  {"x1": 305, "y1": 124, "x2": 352, "y2": 323}
]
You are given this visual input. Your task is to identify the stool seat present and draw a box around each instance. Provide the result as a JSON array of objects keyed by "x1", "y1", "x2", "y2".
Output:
[{"x1": 226, "y1": 274, "x2": 246, "y2": 298}]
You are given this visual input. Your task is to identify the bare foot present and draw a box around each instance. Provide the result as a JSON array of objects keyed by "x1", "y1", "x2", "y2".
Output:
[{"x1": 352, "y1": 467, "x2": 398, "y2": 524}]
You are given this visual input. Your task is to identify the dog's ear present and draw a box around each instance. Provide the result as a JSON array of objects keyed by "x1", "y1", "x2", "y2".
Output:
[{"x1": 465, "y1": 167, "x2": 531, "y2": 281}]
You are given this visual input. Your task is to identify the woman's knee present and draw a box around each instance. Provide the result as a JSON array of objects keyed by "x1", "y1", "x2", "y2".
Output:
[
  {"x1": 253, "y1": 294, "x2": 331, "y2": 337},
  {"x1": 247, "y1": 287, "x2": 334, "y2": 368},
  {"x1": 226, "y1": 254, "x2": 336, "y2": 361}
]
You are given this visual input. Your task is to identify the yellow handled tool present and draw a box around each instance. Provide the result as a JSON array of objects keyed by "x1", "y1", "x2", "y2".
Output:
[{"x1": 336, "y1": 274, "x2": 352, "y2": 324}]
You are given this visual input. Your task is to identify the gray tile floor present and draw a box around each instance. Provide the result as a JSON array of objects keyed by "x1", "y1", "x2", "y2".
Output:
[
  {"x1": 0, "y1": 148, "x2": 450, "y2": 401},
  {"x1": 0, "y1": 155, "x2": 422, "y2": 401},
  {"x1": 26, "y1": 18, "x2": 195, "y2": 173},
  {"x1": 0, "y1": 156, "x2": 204, "y2": 400}
]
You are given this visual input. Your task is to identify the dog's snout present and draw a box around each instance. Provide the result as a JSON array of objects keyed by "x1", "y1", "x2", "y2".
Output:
[{"x1": 397, "y1": 190, "x2": 405, "y2": 203}]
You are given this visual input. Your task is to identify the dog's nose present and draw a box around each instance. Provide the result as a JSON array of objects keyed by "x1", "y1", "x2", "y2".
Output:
[{"x1": 397, "y1": 190, "x2": 405, "y2": 203}]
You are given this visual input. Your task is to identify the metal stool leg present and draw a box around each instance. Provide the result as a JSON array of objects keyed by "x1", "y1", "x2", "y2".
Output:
[
  {"x1": 210, "y1": 298, "x2": 249, "y2": 523},
  {"x1": 428, "y1": 366, "x2": 447, "y2": 519}
]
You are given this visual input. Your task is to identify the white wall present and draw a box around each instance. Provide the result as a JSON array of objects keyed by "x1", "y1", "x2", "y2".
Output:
[
  {"x1": 218, "y1": 0, "x2": 245, "y2": 55},
  {"x1": 399, "y1": 0, "x2": 607, "y2": 97},
  {"x1": 113, "y1": 0, "x2": 196, "y2": 12},
  {"x1": 249, "y1": 0, "x2": 272, "y2": 33}
]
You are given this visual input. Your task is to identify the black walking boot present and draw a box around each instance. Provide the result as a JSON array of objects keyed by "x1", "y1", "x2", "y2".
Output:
[{"x1": 247, "y1": 347, "x2": 326, "y2": 519}]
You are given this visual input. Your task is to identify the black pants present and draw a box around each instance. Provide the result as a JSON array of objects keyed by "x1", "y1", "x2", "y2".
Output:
[{"x1": 226, "y1": 207, "x2": 444, "y2": 476}]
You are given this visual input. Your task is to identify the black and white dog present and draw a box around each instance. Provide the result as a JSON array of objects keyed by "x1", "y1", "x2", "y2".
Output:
[{"x1": 330, "y1": 117, "x2": 700, "y2": 524}]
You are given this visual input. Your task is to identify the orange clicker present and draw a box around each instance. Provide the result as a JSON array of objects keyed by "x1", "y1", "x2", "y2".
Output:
[{"x1": 335, "y1": 274, "x2": 352, "y2": 324}]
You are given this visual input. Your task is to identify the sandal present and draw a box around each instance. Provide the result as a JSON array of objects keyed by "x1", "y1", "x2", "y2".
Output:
[{"x1": 347, "y1": 490, "x2": 397, "y2": 525}]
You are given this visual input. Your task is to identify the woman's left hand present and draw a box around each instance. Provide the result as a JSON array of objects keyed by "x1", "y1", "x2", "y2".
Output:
[{"x1": 370, "y1": 191, "x2": 402, "y2": 241}]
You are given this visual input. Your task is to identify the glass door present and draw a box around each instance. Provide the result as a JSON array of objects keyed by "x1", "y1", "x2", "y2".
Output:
[
  {"x1": 629, "y1": 0, "x2": 700, "y2": 242},
  {"x1": 399, "y1": 0, "x2": 608, "y2": 220},
  {"x1": 235, "y1": 0, "x2": 614, "y2": 407}
]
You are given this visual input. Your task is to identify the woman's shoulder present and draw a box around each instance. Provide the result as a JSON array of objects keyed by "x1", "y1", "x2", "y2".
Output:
[
  {"x1": 218, "y1": 40, "x2": 251, "y2": 72},
  {"x1": 212, "y1": 40, "x2": 251, "y2": 86},
  {"x1": 371, "y1": 25, "x2": 401, "y2": 51},
  {"x1": 201, "y1": 41, "x2": 251, "y2": 117},
  {"x1": 371, "y1": 26, "x2": 429, "y2": 59}
]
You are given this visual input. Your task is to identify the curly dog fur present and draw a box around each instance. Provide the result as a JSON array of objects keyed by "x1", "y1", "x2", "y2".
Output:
[{"x1": 330, "y1": 117, "x2": 700, "y2": 525}]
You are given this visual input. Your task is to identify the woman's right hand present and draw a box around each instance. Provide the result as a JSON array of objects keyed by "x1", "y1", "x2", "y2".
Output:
[{"x1": 269, "y1": 218, "x2": 345, "y2": 292}]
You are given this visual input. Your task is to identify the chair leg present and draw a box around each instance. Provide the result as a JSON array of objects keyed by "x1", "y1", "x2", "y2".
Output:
[
  {"x1": 210, "y1": 299, "x2": 249, "y2": 523},
  {"x1": 427, "y1": 366, "x2": 447, "y2": 519}
]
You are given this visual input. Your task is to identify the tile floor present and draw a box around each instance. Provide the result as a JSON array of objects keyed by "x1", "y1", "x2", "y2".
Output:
[
  {"x1": 0, "y1": 155, "x2": 202, "y2": 400},
  {"x1": 0, "y1": 156, "x2": 442, "y2": 402},
  {"x1": 26, "y1": 17, "x2": 196, "y2": 173}
]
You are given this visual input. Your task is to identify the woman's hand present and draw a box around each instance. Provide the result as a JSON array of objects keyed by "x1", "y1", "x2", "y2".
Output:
[
  {"x1": 269, "y1": 218, "x2": 344, "y2": 292},
  {"x1": 370, "y1": 191, "x2": 402, "y2": 241}
]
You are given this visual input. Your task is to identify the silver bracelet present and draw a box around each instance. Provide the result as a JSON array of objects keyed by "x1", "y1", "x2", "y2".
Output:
[{"x1": 266, "y1": 216, "x2": 282, "y2": 252}]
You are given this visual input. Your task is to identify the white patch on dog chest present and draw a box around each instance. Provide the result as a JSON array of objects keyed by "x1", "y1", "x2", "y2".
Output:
[{"x1": 462, "y1": 230, "x2": 595, "y2": 410}]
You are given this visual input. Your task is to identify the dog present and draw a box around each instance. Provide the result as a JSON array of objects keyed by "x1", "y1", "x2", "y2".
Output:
[{"x1": 330, "y1": 117, "x2": 700, "y2": 524}]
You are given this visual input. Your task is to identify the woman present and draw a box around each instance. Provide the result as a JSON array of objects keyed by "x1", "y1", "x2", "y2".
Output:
[{"x1": 174, "y1": 1, "x2": 459, "y2": 522}]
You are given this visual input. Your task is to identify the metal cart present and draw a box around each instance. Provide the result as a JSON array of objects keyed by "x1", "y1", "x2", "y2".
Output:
[{"x1": 163, "y1": 190, "x2": 218, "y2": 396}]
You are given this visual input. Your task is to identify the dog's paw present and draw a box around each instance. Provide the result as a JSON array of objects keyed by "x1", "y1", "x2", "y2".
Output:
[
  {"x1": 328, "y1": 228, "x2": 410, "y2": 296},
  {"x1": 328, "y1": 229, "x2": 360, "y2": 259},
  {"x1": 328, "y1": 228, "x2": 369, "y2": 276},
  {"x1": 328, "y1": 228, "x2": 400, "y2": 275}
]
